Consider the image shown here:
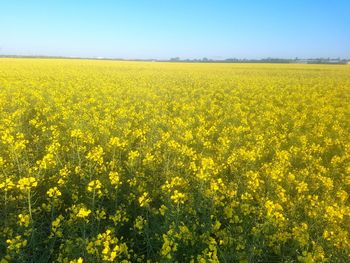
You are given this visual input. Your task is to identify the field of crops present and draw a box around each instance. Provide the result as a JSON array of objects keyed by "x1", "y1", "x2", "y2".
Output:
[{"x1": 0, "y1": 59, "x2": 349, "y2": 262}]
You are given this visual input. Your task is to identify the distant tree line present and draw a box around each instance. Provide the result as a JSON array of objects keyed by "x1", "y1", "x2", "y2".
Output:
[
  {"x1": 0, "y1": 55, "x2": 349, "y2": 64},
  {"x1": 169, "y1": 57, "x2": 350, "y2": 64}
]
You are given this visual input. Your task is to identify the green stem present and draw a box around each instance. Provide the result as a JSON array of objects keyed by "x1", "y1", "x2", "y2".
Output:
[
  {"x1": 82, "y1": 222, "x2": 86, "y2": 258},
  {"x1": 92, "y1": 188, "x2": 96, "y2": 212},
  {"x1": 4, "y1": 190, "x2": 8, "y2": 227},
  {"x1": 28, "y1": 190, "x2": 33, "y2": 221},
  {"x1": 51, "y1": 200, "x2": 55, "y2": 221}
]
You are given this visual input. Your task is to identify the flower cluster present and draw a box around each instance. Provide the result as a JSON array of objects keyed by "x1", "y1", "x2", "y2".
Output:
[{"x1": 0, "y1": 59, "x2": 349, "y2": 262}]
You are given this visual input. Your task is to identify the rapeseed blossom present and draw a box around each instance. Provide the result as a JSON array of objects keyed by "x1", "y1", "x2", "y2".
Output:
[
  {"x1": 0, "y1": 59, "x2": 349, "y2": 262},
  {"x1": 17, "y1": 177, "x2": 37, "y2": 191}
]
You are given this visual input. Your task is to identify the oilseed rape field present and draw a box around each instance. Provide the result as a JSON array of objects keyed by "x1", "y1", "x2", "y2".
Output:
[{"x1": 0, "y1": 59, "x2": 350, "y2": 263}]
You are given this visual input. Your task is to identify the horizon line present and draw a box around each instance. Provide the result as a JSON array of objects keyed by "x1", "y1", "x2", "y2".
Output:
[{"x1": 0, "y1": 54, "x2": 349, "y2": 63}]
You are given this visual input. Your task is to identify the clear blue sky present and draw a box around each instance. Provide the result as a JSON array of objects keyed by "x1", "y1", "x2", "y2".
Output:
[{"x1": 1, "y1": 0, "x2": 349, "y2": 59}]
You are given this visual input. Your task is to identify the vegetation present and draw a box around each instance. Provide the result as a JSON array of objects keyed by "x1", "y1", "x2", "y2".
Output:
[{"x1": 0, "y1": 59, "x2": 349, "y2": 262}]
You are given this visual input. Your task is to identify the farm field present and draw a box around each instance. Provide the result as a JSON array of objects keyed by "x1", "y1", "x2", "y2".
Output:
[{"x1": 0, "y1": 59, "x2": 350, "y2": 262}]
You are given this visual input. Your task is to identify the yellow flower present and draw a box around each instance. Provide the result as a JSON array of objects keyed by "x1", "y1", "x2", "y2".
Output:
[
  {"x1": 51, "y1": 215, "x2": 64, "y2": 237},
  {"x1": 138, "y1": 192, "x2": 150, "y2": 207},
  {"x1": 170, "y1": 190, "x2": 186, "y2": 204},
  {"x1": 18, "y1": 214, "x2": 30, "y2": 227},
  {"x1": 128, "y1": 150, "x2": 140, "y2": 161},
  {"x1": 87, "y1": 180, "x2": 102, "y2": 192},
  {"x1": 69, "y1": 257, "x2": 83, "y2": 263},
  {"x1": 142, "y1": 152, "x2": 155, "y2": 165},
  {"x1": 296, "y1": 181, "x2": 308, "y2": 194},
  {"x1": 76, "y1": 207, "x2": 92, "y2": 219},
  {"x1": 109, "y1": 171, "x2": 121, "y2": 188},
  {"x1": 47, "y1": 187, "x2": 62, "y2": 198},
  {"x1": 0, "y1": 178, "x2": 15, "y2": 190},
  {"x1": 134, "y1": 216, "x2": 146, "y2": 231},
  {"x1": 86, "y1": 145, "x2": 104, "y2": 165},
  {"x1": 17, "y1": 177, "x2": 38, "y2": 191}
]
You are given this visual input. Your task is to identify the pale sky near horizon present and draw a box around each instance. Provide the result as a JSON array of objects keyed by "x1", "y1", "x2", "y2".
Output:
[{"x1": 0, "y1": 0, "x2": 349, "y2": 59}]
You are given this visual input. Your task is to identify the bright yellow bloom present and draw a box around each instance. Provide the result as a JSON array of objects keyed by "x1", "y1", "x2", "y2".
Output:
[
  {"x1": 87, "y1": 180, "x2": 102, "y2": 192},
  {"x1": 170, "y1": 190, "x2": 186, "y2": 204},
  {"x1": 76, "y1": 207, "x2": 92, "y2": 219},
  {"x1": 47, "y1": 187, "x2": 62, "y2": 198},
  {"x1": 17, "y1": 177, "x2": 38, "y2": 191},
  {"x1": 138, "y1": 192, "x2": 150, "y2": 207},
  {"x1": 109, "y1": 171, "x2": 121, "y2": 187},
  {"x1": 0, "y1": 178, "x2": 15, "y2": 190},
  {"x1": 18, "y1": 214, "x2": 30, "y2": 227},
  {"x1": 69, "y1": 257, "x2": 83, "y2": 263},
  {"x1": 86, "y1": 145, "x2": 104, "y2": 165}
]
